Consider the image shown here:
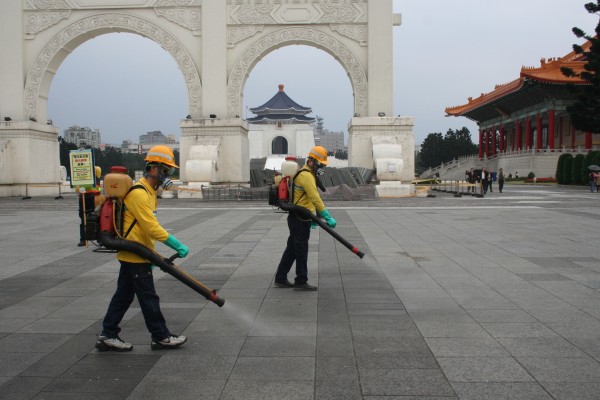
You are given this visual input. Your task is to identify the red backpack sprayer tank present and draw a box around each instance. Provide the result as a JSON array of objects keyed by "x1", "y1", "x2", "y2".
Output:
[{"x1": 95, "y1": 166, "x2": 224, "y2": 307}]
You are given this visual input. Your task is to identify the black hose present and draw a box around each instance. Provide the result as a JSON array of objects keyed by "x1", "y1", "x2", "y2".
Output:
[
  {"x1": 98, "y1": 232, "x2": 225, "y2": 307},
  {"x1": 278, "y1": 203, "x2": 365, "y2": 259}
]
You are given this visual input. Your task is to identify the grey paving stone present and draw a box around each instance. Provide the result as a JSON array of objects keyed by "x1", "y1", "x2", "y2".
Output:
[
  {"x1": 145, "y1": 355, "x2": 237, "y2": 381},
  {"x1": 220, "y1": 380, "x2": 313, "y2": 400},
  {"x1": 353, "y1": 336, "x2": 433, "y2": 358},
  {"x1": 229, "y1": 356, "x2": 315, "y2": 381},
  {"x1": 0, "y1": 333, "x2": 72, "y2": 354},
  {"x1": 42, "y1": 377, "x2": 139, "y2": 395},
  {"x1": 315, "y1": 379, "x2": 362, "y2": 400},
  {"x1": 425, "y1": 337, "x2": 509, "y2": 357},
  {"x1": 408, "y1": 309, "x2": 475, "y2": 323},
  {"x1": 0, "y1": 318, "x2": 38, "y2": 333},
  {"x1": 437, "y1": 356, "x2": 534, "y2": 382},
  {"x1": 497, "y1": 337, "x2": 589, "y2": 357},
  {"x1": 17, "y1": 318, "x2": 97, "y2": 334},
  {"x1": 316, "y1": 356, "x2": 358, "y2": 381},
  {"x1": 542, "y1": 382, "x2": 600, "y2": 400},
  {"x1": 360, "y1": 368, "x2": 455, "y2": 397},
  {"x1": 415, "y1": 321, "x2": 492, "y2": 338},
  {"x1": 451, "y1": 382, "x2": 553, "y2": 400},
  {"x1": 126, "y1": 379, "x2": 226, "y2": 400},
  {"x1": 517, "y1": 356, "x2": 600, "y2": 382},
  {"x1": 467, "y1": 309, "x2": 537, "y2": 323},
  {"x1": 481, "y1": 322, "x2": 560, "y2": 338},
  {"x1": 249, "y1": 320, "x2": 317, "y2": 337},
  {"x1": 240, "y1": 336, "x2": 315, "y2": 357},
  {"x1": 316, "y1": 336, "x2": 354, "y2": 356},
  {"x1": 0, "y1": 376, "x2": 53, "y2": 399}
]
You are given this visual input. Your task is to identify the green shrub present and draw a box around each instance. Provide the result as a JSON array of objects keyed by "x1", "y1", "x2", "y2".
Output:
[
  {"x1": 556, "y1": 153, "x2": 572, "y2": 184},
  {"x1": 563, "y1": 156, "x2": 573, "y2": 185},
  {"x1": 572, "y1": 154, "x2": 584, "y2": 185},
  {"x1": 527, "y1": 171, "x2": 535, "y2": 179}
]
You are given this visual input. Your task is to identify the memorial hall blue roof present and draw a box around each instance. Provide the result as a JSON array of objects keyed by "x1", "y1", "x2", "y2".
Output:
[{"x1": 250, "y1": 84, "x2": 313, "y2": 115}]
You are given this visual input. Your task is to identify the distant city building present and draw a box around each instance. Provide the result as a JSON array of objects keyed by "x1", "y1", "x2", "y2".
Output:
[
  {"x1": 63, "y1": 125, "x2": 101, "y2": 148},
  {"x1": 139, "y1": 130, "x2": 169, "y2": 145},
  {"x1": 121, "y1": 138, "x2": 179, "y2": 154},
  {"x1": 313, "y1": 116, "x2": 345, "y2": 153}
]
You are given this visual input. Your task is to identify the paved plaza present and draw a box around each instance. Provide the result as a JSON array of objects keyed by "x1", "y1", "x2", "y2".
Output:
[{"x1": 1, "y1": 184, "x2": 600, "y2": 399}]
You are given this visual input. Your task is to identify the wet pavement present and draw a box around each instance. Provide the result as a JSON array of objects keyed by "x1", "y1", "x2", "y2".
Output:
[{"x1": 1, "y1": 183, "x2": 600, "y2": 399}]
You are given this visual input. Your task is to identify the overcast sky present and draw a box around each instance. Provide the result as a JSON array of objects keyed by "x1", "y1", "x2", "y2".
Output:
[{"x1": 48, "y1": 0, "x2": 598, "y2": 147}]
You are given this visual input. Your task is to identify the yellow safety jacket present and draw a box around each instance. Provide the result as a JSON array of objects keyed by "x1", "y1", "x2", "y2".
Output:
[
  {"x1": 117, "y1": 177, "x2": 169, "y2": 263},
  {"x1": 292, "y1": 165, "x2": 326, "y2": 216}
]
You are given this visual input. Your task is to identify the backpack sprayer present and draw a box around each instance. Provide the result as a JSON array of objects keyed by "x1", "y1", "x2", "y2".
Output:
[
  {"x1": 93, "y1": 166, "x2": 225, "y2": 307},
  {"x1": 269, "y1": 157, "x2": 365, "y2": 259}
]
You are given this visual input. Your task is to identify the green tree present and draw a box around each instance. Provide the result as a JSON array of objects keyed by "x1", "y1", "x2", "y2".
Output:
[
  {"x1": 444, "y1": 127, "x2": 478, "y2": 161},
  {"x1": 58, "y1": 136, "x2": 78, "y2": 172},
  {"x1": 418, "y1": 127, "x2": 477, "y2": 170},
  {"x1": 419, "y1": 132, "x2": 444, "y2": 169},
  {"x1": 334, "y1": 149, "x2": 348, "y2": 160},
  {"x1": 561, "y1": 1, "x2": 600, "y2": 133}
]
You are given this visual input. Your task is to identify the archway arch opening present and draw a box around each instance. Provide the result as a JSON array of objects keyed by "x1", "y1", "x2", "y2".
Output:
[
  {"x1": 243, "y1": 44, "x2": 354, "y2": 149},
  {"x1": 48, "y1": 32, "x2": 188, "y2": 147}
]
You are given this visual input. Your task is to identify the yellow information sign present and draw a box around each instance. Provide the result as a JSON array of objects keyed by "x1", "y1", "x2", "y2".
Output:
[{"x1": 69, "y1": 149, "x2": 95, "y2": 188}]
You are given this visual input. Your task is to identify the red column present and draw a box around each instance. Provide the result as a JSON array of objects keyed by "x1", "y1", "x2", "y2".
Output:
[
  {"x1": 559, "y1": 117, "x2": 563, "y2": 148},
  {"x1": 586, "y1": 131, "x2": 592, "y2": 150},
  {"x1": 511, "y1": 127, "x2": 515, "y2": 151},
  {"x1": 536, "y1": 113, "x2": 543, "y2": 150},
  {"x1": 525, "y1": 116, "x2": 532, "y2": 150},
  {"x1": 548, "y1": 110, "x2": 555, "y2": 150},
  {"x1": 484, "y1": 130, "x2": 489, "y2": 157},
  {"x1": 479, "y1": 130, "x2": 483, "y2": 159},
  {"x1": 499, "y1": 125, "x2": 504, "y2": 153},
  {"x1": 515, "y1": 120, "x2": 522, "y2": 151}
]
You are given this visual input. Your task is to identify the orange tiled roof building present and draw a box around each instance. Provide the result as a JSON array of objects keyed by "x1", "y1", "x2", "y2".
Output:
[{"x1": 446, "y1": 40, "x2": 593, "y2": 159}]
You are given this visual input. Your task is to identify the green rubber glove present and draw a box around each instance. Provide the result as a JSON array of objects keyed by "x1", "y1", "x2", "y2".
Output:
[
  {"x1": 310, "y1": 221, "x2": 318, "y2": 230},
  {"x1": 320, "y1": 209, "x2": 337, "y2": 228},
  {"x1": 163, "y1": 235, "x2": 189, "y2": 258}
]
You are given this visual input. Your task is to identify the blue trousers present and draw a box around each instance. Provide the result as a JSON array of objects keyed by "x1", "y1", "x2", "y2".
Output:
[
  {"x1": 101, "y1": 261, "x2": 170, "y2": 341},
  {"x1": 275, "y1": 213, "x2": 311, "y2": 284}
]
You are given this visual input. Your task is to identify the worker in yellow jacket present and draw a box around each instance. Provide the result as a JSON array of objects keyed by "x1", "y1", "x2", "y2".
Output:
[
  {"x1": 274, "y1": 146, "x2": 337, "y2": 291},
  {"x1": 96, "y1": 145, "x2": 189, "y2": 352}
]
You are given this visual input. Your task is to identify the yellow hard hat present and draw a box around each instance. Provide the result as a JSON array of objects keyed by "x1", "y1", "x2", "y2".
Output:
[
  {"x1": 95, "y1": 166, "x2": 102, "y2": 179},
  {"x1": 308, "y1": 145, "x2": 328, "y2": 165},
  {"x1": 144, "y1": 145, "x2": 178, "y2": 168}
]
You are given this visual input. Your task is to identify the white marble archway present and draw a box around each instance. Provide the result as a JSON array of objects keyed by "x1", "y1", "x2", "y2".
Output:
[
  {"x1": 24, "y1": 13, "x2": 202, "y2": 124},
  {"x1": 0, "y1": 0, "x2": 412, "y2": 197}
]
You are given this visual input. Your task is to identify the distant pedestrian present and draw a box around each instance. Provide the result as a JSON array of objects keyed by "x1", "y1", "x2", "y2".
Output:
[
  {"x1": 488, "y1": 171, "x2": 494, "y2": 192},
  {"x1": 498, "y1": 168, "x2": 505, "y2": 193},
  {"x1": 465, "y1": 169, "x2": 474, "y2": 193},
  {"x1": 589, "y1": 171, "x2": 597, "y2": 193},
  {"x1": 481, "y1": 167, "x2": 489, "y2": 194}
]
